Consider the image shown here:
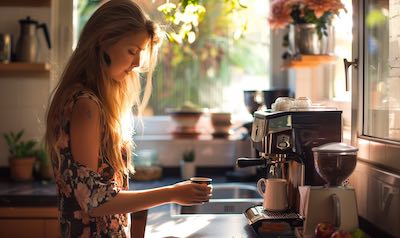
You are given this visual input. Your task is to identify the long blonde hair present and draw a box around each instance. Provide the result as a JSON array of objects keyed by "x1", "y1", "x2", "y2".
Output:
[{"x1": 46, "y1": 0, "x2": 161, "y2": 177}]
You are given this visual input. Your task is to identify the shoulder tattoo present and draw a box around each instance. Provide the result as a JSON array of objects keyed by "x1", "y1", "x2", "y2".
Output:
[{"x1": 86, "y1": 109, "x2": 92, "y2": 119}]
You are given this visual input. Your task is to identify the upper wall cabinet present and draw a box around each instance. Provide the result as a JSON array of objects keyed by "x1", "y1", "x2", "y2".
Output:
[{"x1": 0, "y1": 0, "x2": 50, "y2": 7}]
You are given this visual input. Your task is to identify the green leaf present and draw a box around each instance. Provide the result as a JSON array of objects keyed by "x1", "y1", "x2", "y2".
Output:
[
  {"x1": 183, "y1": 149, "x2": 195, "y2": 162},
  {"x1": 2, "y1": 130, "x2": 38, "y2": 158},
  {"x1": 15, "y1": 130, "x2": 24, "y2": 143}
]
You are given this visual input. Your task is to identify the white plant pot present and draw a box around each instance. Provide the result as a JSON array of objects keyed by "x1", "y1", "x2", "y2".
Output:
[{"x1": 180, "y1": 160, "x2": 196, "y2": 180}]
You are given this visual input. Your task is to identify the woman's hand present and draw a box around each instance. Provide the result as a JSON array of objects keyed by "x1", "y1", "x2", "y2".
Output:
[{"x1": 170, "y1": 181, "x2": 213, "y2": 205}]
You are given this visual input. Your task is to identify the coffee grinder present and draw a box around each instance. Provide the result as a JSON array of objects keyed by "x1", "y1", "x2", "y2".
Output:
[
  {"x1": 236, "y1": 109, "x2": 342, "y2": 237},
  {"x1": 296, "y1": 143, "x2": 359, "y2": 238}
]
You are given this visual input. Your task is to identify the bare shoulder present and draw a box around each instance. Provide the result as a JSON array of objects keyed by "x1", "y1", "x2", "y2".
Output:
[
  {"x1": 70, "y1": 97, "x2": 102, "y2": 170},
  {"x1": 72, "y1": 98, "x2": 101, "y2": 123}
]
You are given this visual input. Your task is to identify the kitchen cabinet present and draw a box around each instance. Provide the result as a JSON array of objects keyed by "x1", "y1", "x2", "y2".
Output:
[{"x1": 0, "y1": 207, "x2": 58, "y2": 238}]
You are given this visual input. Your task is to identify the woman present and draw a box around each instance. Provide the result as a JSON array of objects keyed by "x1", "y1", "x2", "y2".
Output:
[{"x1": 45, "y1": 0, "x2": 212, "y2": 237}]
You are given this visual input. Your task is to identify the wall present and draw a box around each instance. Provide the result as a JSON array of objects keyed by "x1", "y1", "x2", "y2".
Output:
[
  {"x1": 0, "y1": 3, "x2": 252, "y2": 169},
  {"x1": 0, "y1": 6, "x2": 51, "y2": 167},
  {"x1": 134, "y1": 116, "x2": 253, "y2": 167}
]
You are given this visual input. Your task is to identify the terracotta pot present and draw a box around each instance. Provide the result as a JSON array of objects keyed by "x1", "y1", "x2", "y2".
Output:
[{"x1": 9, "y1": 157, "x2": 36, "y2": 181}]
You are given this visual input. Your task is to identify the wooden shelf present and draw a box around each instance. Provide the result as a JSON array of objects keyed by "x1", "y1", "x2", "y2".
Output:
[
  {"x1": 283, "y1": 55, "x2": 338, "y2": 69},
  {"x1": 0, "y1": 0, "x2": 50, "y2": 7},
  {"x1": 0, "y1": 62, "x2": 50, "y2": 77}
]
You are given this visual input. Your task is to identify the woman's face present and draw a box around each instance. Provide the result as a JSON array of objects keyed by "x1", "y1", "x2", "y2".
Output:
[{"x1": 103, "y1": 31, "x2": 150, "y2": 82}]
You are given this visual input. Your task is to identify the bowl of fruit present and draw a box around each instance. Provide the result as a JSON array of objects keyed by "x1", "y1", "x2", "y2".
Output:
[{"x1": 314, "y1": 222, "x2": 367, "y2": 238}]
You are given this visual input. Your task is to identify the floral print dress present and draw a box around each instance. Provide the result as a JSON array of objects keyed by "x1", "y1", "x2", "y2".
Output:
[{"x1": 52, "y1": 89, "x2": 130, "y2": 238}]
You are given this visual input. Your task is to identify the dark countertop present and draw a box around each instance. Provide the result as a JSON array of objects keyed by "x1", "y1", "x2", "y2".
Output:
[
  {"x1": 0, "y1": 176, "x2": 252, "y2": 207},
  {"x1": 0, "y1": 177, "x2": 383, "y2": 238},
  {"x1": 0, "y1": 177, "x2": 260, "y2": 237},
  {"x1": 0, "y1": 180, "x2": 57, "y2": 207},
  {"x1": 0, "y1": 177, "x2": 213, "y2": 207}
]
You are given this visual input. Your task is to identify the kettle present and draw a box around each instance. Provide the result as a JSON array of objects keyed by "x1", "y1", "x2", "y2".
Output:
[{"x1": 15, "y1": 16, "x2": 51, "y2": 62}]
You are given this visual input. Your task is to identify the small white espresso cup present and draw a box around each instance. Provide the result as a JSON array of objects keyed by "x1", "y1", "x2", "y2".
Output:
[{"x1": 257, "y1": 178, "x2": 288, "y2": 211}]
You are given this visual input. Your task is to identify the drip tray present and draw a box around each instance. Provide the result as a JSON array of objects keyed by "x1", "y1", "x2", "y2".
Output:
[
  {"x1": 245, "y1": 205, "x2": 304, "y2": 228},
  {"x1": 245, "y1": 206, "x2": 304, "y2": 237},
  {"x1": 249, "y1": 206, "x2": 301, "y2": 220}
]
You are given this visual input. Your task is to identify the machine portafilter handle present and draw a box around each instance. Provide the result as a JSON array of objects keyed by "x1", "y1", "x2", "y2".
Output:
[{"x1": 236, "y1": 158, "x2": 267, "y2": 168}]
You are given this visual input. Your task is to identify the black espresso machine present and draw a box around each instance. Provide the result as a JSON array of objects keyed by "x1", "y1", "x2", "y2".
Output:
[{"x1": 236, "y1": 109, "x2": 342, "y2": 237}]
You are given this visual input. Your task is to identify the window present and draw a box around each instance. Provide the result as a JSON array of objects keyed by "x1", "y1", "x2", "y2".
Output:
[
  {"x1": 75, "y1": 0, "x2": 270, "y2": 115},
  {"x1": 363, "y1": 0, "x2": 400, "y2": 141}
]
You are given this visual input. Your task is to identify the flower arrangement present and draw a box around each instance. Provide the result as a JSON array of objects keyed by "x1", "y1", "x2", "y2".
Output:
[{"x1": 268, "y1": 0, "x2": 346, "y2": 38}]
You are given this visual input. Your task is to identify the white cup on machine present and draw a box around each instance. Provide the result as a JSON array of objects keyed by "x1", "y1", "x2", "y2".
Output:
[{"x1": 257, "y1": 178, "x2": 288, "y2": 211}]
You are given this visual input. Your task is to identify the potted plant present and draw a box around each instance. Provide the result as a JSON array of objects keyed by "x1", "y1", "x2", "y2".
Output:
[
  {"x1": 180, "y1": 149, "x2": 196, "y2": 180},
  {"x1": 3, "y1": 130, "x2": 37, "y2": 181},
  {"x1": 268, "y1": 0, "x2": 347, "y2": 56}
]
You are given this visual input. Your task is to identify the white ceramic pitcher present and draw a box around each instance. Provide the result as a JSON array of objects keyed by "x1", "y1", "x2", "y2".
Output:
[{"x1": 257, "y1": 178, "x2": 288, "y2": 211}]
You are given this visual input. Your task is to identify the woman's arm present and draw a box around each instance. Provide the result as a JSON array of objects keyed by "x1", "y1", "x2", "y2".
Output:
[
  {"x1": 70, "y1": 97, "x2": 101, "y2": 171},
  {"x1": 90, "y1": 181, "x2": 211, "y2": 217},
  {"x1": 70, "y1": 97, "x2": 212, "y2": 217}
]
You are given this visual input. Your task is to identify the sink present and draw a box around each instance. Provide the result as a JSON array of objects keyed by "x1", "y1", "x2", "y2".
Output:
[{"x1": 170, "y1": 183, "x2": 263, "y2": 216}]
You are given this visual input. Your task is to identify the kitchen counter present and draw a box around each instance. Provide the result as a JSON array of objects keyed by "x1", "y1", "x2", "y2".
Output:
[
  {"x1": 0, "y1": 180, "x2": 57, "y2": 207},
  {"x1": 145, "y1": 204, "x2": 257, "y2": 237},
  {"x1": 0, "y1": 177, "x2": 216, "y2": 206},
  {"x1": 0, "y1": 177, "x2": 261, "y2": 237},
  {"x1": 0, "y1": 177, "x2": 384, "y2": 238}
]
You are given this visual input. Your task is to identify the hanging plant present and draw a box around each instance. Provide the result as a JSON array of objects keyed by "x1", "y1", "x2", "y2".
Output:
[
  {"x1": 157, "y1": 0, "x2": 206, "y2": 44},
  {"x1": 223, "y1": 0, "x2": 248, "y2": 40},
  {"x1": 158, "y1": 0, "x2": 247, "y2": 44}
]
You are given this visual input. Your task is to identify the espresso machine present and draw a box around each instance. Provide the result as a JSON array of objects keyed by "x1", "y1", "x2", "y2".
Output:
[{"x1": 236, "y1": 109, "x2": 342, "y2": 236}]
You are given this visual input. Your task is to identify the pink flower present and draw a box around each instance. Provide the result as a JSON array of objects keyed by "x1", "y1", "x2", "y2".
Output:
[
  {"x1": 110, "y1": 218, "x2": 119, "y2": 231},
  {"x1": 55, "y1": 167, "x2": 72, "y2": 197},
  {"x1": 268, "y1": 0, "x2": 293, "y2": 29},
  {"x1": 302, "y1": 0, "x2": 346, "y2": 18},
  {"x1": 77, "y1": 166, "x2": 90, "y2": 179},
  {"x1": 73, "y1": 210, "x2": 91, "y2": 225},
  {"x1": 59, "y1": 179, "x2": 72, "y2": 198},
  {"x1": 75, "y1": 182, "x2": 91, "y2": 211},
  {"x1": 90, "y1": 185, "x2": 107, "y2": 208},
  {"x1": 268, "y1": 0, "x2": 346, "y2": 28}
]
